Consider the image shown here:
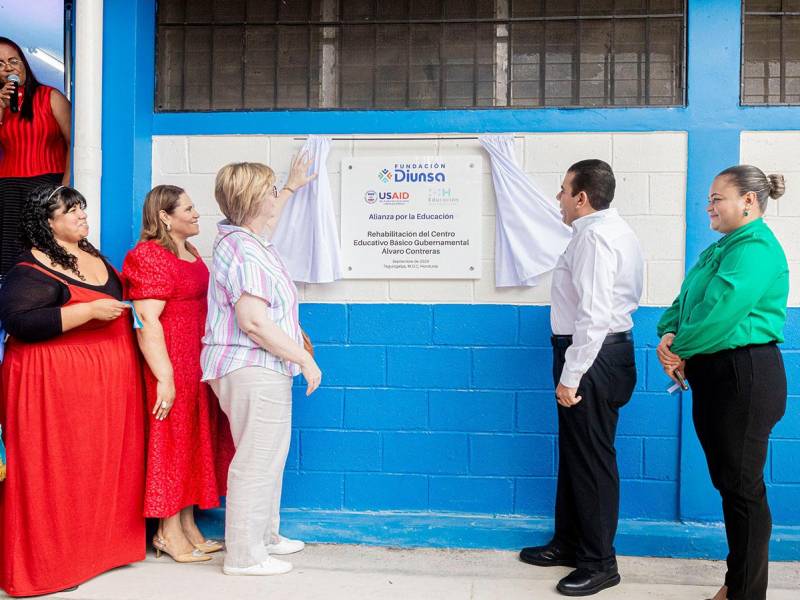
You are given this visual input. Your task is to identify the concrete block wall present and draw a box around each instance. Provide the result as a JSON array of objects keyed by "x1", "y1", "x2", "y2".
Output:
[
  {"x1": 740, "y1": 133, "x2": 800, "y2": 525},
  {"x1": 150, "y1": 132, "x2": 800, "y2": 532},
  {"x1": 151, "y1": 132, "x2": 688, "y2": 521},
  {"x1": 152, "y1": 132, "x2": 687, "y2": 306},
  {"x1": 284, "y1": 304, "x2": 682, "y2": 521},
  {"x1": 279, "y1": 303, "x2": 800, "y2": 525},
  {"x1": 740, "y1": 132, "x2": 800, "y2": 306},
  {"x1": 769, "y1": 314, "x2": 800, "y2": 524}
]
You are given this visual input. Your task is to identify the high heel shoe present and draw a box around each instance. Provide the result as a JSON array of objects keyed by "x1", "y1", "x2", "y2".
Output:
[
  {"x1": 153, "y1": 535, "x2": 212, "y2": 563},
  {"x1": 193, "y1": 539, "x2": 224, "y2": 554}
]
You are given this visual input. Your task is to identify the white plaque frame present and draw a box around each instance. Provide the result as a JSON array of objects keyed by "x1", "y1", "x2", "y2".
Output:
[{"x1": 340, "y1": 156, "x2": 482, "y2": 279}]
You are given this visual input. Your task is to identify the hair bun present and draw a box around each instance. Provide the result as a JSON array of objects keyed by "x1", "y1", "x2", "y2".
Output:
[{"x1": 768, "y1": 174, "x2": 786, "y2": 200}]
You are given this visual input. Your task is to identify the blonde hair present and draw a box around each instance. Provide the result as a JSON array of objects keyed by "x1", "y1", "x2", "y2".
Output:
[
  {"x1": 214, "y1": 162, "x2": 275, "y2": 227},
  {"x1": 140, "y1": 184, "x2": 185, "y2": 256}
]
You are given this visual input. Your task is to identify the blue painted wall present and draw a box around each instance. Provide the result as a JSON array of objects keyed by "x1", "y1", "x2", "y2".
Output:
[
  {"x1": 103, "y1": 0, "x2": 800, "y2": 557},
  {"x1": 287, "y1": 305, "x2": 800, "y2": 528},
  {"x1": 101, "y1": 0, "x2": 154, "y2": 264},
  {"x1": 286, "y1": 306, "x2": 682, "y2": 521}
]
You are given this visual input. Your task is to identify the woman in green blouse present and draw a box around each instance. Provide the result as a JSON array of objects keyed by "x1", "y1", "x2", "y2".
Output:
[{"x1": 656, "y1": 165, "x2": 789, "y2": 600}]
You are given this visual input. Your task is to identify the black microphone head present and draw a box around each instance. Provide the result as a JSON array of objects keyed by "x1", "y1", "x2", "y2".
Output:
[{"x1": 7, "y1": 73, "x2": 20, "y2": 113}]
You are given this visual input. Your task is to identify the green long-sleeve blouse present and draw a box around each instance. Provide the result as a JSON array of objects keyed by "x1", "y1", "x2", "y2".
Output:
[{"x1": 656, "y1": 218, "x2": 789, "y2": 359}]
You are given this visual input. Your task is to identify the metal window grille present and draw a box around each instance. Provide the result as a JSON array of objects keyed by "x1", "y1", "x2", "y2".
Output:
[
  {"x1": 742, "y1": 1, "x2": 800, "y2": 105},
  {"x1": 155, "y1": 0, "x2": 686, "y2": 112}
]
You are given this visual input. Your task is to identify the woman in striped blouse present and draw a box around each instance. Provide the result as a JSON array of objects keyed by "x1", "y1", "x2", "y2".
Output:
[{"x1": 201, "y1": 158, "x2": 321, "y2": 577}]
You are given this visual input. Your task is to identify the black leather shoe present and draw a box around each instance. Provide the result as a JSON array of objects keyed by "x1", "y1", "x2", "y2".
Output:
[
  {"x1": 556, "y1": 566, "x2": 621, "y2": 596},
  {"x1": 519, "y1": 544, "x2": 577, "y2": 568}
]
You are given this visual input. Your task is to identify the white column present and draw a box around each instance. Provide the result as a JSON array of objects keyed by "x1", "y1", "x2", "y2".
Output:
[
  {"x1": 319, "y1": 0, "x2": 338, "y2": 107},
  {"x1": 494, "y1": 0, "x2": 509, "y2": 107},
  {"x1": 72, "y1": 0, "x2": 103, "y2": 245}
]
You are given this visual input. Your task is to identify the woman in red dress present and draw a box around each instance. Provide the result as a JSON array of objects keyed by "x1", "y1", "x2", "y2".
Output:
[
  {"x1": 123, "y1": 185, "x2": 232, "y2": 563},
  {"x1": 0, "y1": 185, "x2": 145, "y2": 596},
  {"x1": 0, "y1": 37, "x2": 72, "y2": 277}
]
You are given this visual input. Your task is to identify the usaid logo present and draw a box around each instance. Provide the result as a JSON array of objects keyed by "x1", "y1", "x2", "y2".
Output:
[{"x1": 365, "y1": 190, "x2": 410, "y2": 204}]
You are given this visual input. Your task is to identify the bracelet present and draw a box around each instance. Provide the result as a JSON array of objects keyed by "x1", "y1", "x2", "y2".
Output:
[{"x1": 282, "y1": 185, "x2": 296, "y2": 194}]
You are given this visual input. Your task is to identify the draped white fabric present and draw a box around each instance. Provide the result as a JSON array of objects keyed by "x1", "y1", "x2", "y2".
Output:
[
  {"x1": 272, "y1": 135, "x2": 342, "y2": 283},
  {"x1": 479, "y1": 135, "x2": 572, "y2": 287}
]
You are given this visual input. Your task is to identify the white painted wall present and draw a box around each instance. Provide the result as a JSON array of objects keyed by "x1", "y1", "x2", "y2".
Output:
[
  {"x1": 740, "y1": 132, "x2": 800, "y2": 307},
  {"x1": 152, "y1": 132, "x2": 687, "y2": 306}
]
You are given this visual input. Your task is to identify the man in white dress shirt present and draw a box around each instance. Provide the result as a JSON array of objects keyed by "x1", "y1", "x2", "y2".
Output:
[{"x1": 519, "y1": 160, "x2": 644, "y2": 597}]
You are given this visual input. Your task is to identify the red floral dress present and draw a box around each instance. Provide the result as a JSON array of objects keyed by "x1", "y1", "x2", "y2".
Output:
[{"x1": 123, "y1": 240, "x2": 233, "y2": 517}]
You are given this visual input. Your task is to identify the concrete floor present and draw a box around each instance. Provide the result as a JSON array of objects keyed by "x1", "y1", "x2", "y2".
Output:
[{"x1": 3, "y1": 544, "x2": 799, "y2": 600}]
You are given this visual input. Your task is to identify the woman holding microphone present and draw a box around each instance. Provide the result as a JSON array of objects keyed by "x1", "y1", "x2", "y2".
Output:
[
  {"x1": 656, "y1": 165, "x2": 789, "y2": 600},
  {"x1": 0, "y1": 38, "x2": 71, "y2": 277}
]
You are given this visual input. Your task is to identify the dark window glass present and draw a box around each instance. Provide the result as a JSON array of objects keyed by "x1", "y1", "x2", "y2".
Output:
[
  {"x1": 742, "y1": 1, "x2": 800, "y2": 105},
  {"x1": 155, "y1": 0, "x2": 686, "y2": 111}
]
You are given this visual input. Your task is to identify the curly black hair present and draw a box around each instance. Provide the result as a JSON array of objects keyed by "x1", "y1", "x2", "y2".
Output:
[{"x1": 21, "y1": 185, "x2": 100, "y2": 281}]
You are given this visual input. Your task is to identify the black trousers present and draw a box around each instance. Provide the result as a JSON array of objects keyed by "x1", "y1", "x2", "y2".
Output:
[
  {"x1": 551, "y1": 337, "x2": 637, "y2": 570},
  {"x1": 685, "y1": 344, "x2": 786, "y2": 600}
]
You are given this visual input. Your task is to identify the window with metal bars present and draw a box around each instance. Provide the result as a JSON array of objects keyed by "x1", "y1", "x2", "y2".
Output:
[
  {"x1": 742, "y1": 1, "x2": 800, "y2": 105},
  {"x1": 155, "y1": 0, "x2": 686, "y2": 111}
]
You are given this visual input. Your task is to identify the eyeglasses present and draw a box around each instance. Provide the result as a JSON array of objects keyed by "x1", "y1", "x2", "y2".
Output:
[
  {"x1": 0, "y1": 58, "x2": 22, "y2": 70},
  {"x1": 706, "y1": 197, "x2": 729, "y2": 207}
]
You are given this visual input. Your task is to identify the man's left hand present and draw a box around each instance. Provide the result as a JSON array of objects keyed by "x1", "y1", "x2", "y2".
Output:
[{"x1": 556, "y1": 383, "x2": 582, "y2": 407}]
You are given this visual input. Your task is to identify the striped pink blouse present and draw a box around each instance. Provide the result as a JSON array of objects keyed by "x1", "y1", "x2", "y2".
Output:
[{"x1": 201, "y1": 221, "x2": 302, "y2": 381}]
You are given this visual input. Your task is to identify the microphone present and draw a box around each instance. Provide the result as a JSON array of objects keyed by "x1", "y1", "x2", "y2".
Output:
[{"x1": 8, "y1": 74, "x2": 20, "y2": 113}]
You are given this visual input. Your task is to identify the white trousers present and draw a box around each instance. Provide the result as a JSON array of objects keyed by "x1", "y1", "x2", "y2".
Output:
[{"x1": 210, "y1": 366, "x2": 293, "y2": 569}]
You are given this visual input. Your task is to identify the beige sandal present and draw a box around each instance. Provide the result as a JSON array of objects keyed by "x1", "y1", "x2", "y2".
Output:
[
  {"x1": 153, "y1": 535, "x2": 212, "y2": 563},
  {"x1": 193, "y1": 539, "x2": 224, "y2": 554}
]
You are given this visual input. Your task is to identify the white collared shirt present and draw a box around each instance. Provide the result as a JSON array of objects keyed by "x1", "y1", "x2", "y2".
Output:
[{"x1": 550, "y1": 208, "x2": 644, "y2": 388}]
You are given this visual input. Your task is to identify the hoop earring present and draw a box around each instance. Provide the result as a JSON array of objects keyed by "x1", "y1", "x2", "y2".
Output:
[{"x1": 163, "y1": 222, "x2": 171, "y2": 232}]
